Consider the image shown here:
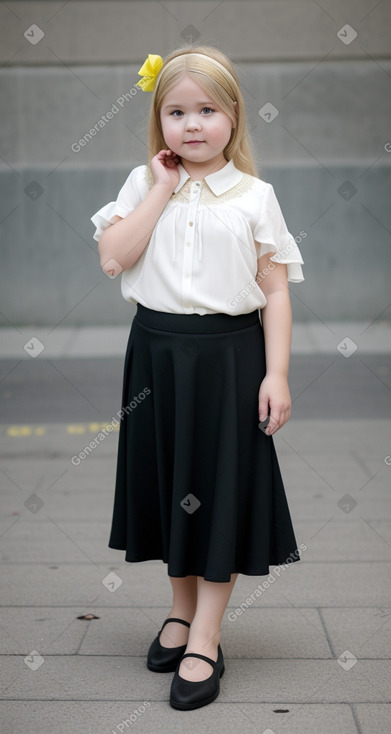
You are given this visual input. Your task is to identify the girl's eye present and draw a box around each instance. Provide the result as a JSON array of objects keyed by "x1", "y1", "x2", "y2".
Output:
[{"x1": 170, "y1": 108, "x2": 214, "y2": 117}]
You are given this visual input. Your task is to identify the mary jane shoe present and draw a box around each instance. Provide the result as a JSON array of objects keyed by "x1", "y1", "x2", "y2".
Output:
[
  {"x1": 169, "y1": 644, "x2": 225, "y2": 710},
  {"x1": 147, "y1": 617, "x2": 191, "y2": 672}
]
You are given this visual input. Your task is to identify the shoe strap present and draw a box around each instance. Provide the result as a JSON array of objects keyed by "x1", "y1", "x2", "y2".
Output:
[
  {"x1": 180, "y1": 650, "x2": 218, "y2": 668},
  {"x1": 161, "y1": 617, "x2": 191, "y2": 631}
]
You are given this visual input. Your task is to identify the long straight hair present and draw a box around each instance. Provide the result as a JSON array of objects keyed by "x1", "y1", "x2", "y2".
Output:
[{"x1": 145, "y1": 45, "x2": 261, "y2": 178}]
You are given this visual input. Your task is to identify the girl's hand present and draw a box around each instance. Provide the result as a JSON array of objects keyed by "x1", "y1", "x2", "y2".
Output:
[
  {"x1": 150, "y1": 149, "x2": 181, "y2": 190},
  {"x1": 258, "y1": 374, "x2": 291, "y2": 436}
]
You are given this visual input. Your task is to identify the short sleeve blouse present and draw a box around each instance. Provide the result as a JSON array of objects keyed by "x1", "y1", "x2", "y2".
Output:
[{"x1": 91, "y1": 159, "x2": 304, "y2": 315}]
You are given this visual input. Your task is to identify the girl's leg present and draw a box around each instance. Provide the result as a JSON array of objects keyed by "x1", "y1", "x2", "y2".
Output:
[
  {"x1": 159, "y1": 575, "x2": 198, "y2": 648},
  {"x1": 178, "y1": 573, "x2": 239, "y2": 681}
]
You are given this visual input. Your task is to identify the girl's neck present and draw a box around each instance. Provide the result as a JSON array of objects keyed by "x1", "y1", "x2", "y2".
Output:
[{"x1": 182, "y1": 156, "x2": 229, "y2": 181}]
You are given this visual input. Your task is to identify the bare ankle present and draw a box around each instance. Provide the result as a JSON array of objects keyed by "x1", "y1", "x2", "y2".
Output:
[
  {"x1": 188, "y1": 623, "x2": 221, "y2": 646},
  {"x1": 169, "y1": 607, "x2": 196, "y2": 624}
]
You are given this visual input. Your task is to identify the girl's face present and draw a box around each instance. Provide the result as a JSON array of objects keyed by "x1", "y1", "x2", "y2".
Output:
[{"x1": 160, "y1": 74, "x2": 235, "y2": 171}]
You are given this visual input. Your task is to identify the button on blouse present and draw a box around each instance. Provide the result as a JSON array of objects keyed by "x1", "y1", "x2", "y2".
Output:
[{"x1": 91, "y1": 159, "x2": 304, "y2": 316}]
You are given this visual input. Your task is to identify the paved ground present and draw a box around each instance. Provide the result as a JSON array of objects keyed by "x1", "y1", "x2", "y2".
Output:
[{"x1": 0, "y1": 322, "x2": 391, "y2": 733}]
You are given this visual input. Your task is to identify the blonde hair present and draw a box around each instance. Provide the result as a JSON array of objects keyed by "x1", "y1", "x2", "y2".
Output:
[{"x1": 145, "y1": 44, "x2": 261, "y2": 178}]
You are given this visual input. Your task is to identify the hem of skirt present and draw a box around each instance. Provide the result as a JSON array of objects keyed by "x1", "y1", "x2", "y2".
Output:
[{"x1": 107, "y1": 544, "x2": 301, "y2": 582}]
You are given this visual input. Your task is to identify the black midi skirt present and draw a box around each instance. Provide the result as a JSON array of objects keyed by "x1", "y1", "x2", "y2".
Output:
[{"x1": 108, "y1": 303, "x2": 301, "y2": 582}]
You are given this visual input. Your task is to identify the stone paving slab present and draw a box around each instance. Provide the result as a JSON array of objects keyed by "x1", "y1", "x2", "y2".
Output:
[
  {"x1": 0, "y1": 607, "x2": 87, "y2": 656},
  {"x1": 2, "y1": 518, "x2": 391, "y2": 564},
  {"x1": 0, "y1": 701, "x2": 362, "y2": 734},
  {"x1": 1, "y1": 656, "x2": 391, "y2": 703},
  {"x1": 1, "y1": 562, "x2": 391, "y2": 609},
  {"x1": 2, "y1": 599, "x2": 354, "y2": 662},
  {"x1": 320, "y1": 608, "x2": 391, "y2": 660},
  {"x1": 0, "y1": 606, "x2": 330, "y2": 659},
  {"x1": 2, "y1": 487, "x2": 391, "y2": 523},
  {"x1": 292, "y1": 498, "x2": 391, "y2": 521},
  {"x1": 78, "y1": 607, "x2": 330, "y2": 660},
  {"x1": 2, "y1": 480, "x2": 391, "y2": 524},
  {"x1": 2, "y1": 419, "x2": 389, "y2": 494},
  {"x1": 355, "y1": 704, "x2": 391, "y2": 734}
]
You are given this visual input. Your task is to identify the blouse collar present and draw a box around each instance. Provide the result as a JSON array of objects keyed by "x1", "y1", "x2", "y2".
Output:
[{"x1": 173, "y1": 158, "x2": 244, "y2": 196}]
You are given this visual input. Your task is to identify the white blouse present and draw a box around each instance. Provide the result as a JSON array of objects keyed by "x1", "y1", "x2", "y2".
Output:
[{"x1": 91, "y1": 158, "x2": 304, "y2": 316}]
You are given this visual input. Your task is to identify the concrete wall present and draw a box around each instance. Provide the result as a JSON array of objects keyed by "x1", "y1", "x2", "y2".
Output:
[{"x1": 1, "y1": 0, "x2": 390, "y2": 326}]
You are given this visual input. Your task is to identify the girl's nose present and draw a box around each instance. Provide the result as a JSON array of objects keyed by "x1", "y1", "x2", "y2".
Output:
[{"x1": 185, "y1": 115, "x2": 201, "y2": 130}]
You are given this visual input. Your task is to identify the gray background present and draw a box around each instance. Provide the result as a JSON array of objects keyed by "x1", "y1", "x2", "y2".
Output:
[{"x1": 1, "y1": 0, "x2": 390, "y2": 326}]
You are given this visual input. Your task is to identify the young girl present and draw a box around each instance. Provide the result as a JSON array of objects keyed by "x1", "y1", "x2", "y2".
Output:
[{"x1": 91, "y1": 45, "x2": 305, "y2": 711}]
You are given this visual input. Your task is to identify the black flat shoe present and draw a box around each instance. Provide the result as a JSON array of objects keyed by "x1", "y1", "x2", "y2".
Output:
[
  {"x1": 169, "y1": 644, "x2": 224, "y2": 710},
  {"x1": 147, "y1": 617, "x2": 191, "y2": 672}
]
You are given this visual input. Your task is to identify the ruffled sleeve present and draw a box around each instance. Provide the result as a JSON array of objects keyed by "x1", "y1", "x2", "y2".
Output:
[
  {"x1": 90, "y1": 165, "x2": 148, "y2": 242},
  {"x1": 253, "y1": 183, "x2": 304, "y2": 283}
]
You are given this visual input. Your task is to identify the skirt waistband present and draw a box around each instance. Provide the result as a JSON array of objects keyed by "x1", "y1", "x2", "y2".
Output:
[{"x1": 135, "y1": 304, "x2": 261, "y2": 334}]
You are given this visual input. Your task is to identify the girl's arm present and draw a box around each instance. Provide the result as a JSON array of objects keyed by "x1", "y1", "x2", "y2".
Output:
[
  {"x1": 256, "y1": 254, "x2": 292, "y2": 435},
  {"x1": 98, "y1": 182, "x2": 174, "y2": 275},
  {"x1": 98, "y1": 149, "x2": 181, "y2": 275}
]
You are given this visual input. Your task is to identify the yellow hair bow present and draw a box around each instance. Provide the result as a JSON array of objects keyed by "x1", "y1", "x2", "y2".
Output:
[{"x1": 136, "y1": 54, "x2": 164, "y2": 92}]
